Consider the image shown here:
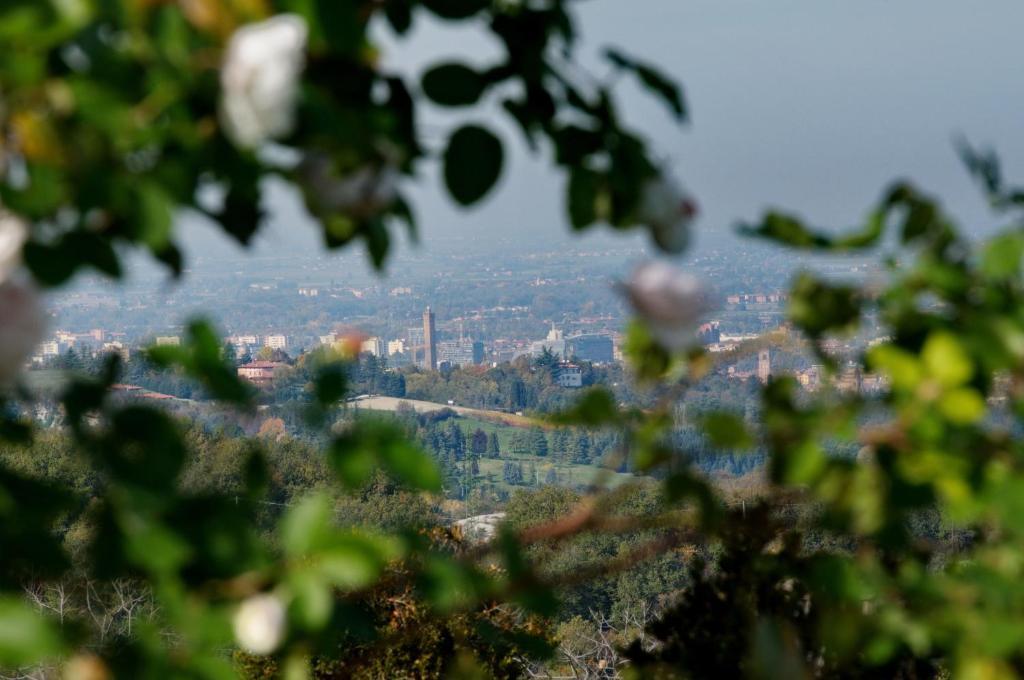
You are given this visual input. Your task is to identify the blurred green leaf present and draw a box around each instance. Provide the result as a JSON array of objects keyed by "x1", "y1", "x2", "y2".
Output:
[
  {"x1": 0, "y1": 598, "x2": 64, "y2": 668},
  {"x1": 282, "y1": 494, "x2": 333, "y2": 557},
  {"x1": 739, "y1": 210, "x2": 884, "y2": 251},
  {"x1": 421, "y1": 0, "x2": 488, "y2": 20},
  {"x1": 313, "y1": 363, "x2": 347, "y2": 405},
  {"x1": 922, "y1": 332, "x2": 973, "y2": 388},
  {"x1": 604, "y1": 48, "x2": 687, "y2": 121},
  {"x1": 146, "y1": 319, "x2": 254, "y2": 406},
  {"x1": 444, "y1": 125, "x2": 504, "y2": 206},
  {"x1": 136, "y1": 182, "x2": 174, "y2": 251},
  {"x1": 422, "y1": 63, "x2": 486, "y2": 107},
  {"x1": 288, "y1": 572, "x2": 332, "y2": 630},
  {"x1": 788, "y1": 273, "x2": 861, "y2": 339},
  {"x1": 330, "y1": 421, "x2": 441, "y2": 492},
  {"x1": 567, "y1": 166, "x2": 601, "y2": 229},
  {"x1": 701, "y1": 412, "x2": 754, "y2": 450},
  {"x1": 550, "y1": 388, "x2": 619, "y2": 426},
  {"x1": 981, "y1": 232, "x2": 1024, "y2": 280}
]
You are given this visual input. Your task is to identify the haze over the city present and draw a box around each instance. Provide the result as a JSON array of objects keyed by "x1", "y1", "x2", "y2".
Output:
[{"x1": 167, "y1": 0, "x2": 1024, "y2": 273}]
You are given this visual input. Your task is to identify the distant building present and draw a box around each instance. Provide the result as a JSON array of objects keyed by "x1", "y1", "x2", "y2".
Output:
[
  {"x1": 102, "y1": 341, "x2": 130, "y2": 362},
  {"x1": 155, "y1": 336, "x2": 180, "y2": 347},
  {"x1": 757, "y1": 349, "x2": 771, "y2": 384},
  {"x1": 387, "y1": 339, "x2": 407, "y2": 356},
  {"x1": 319, "y1": 333, "x2": 337, "y2": 345},
  {"x1": 38, "y1": 341, "x2": 59, "y2": 358},
  {"x1": 529, "y1": 325, "x2": 568, "y2": 358},
  {"x1": 697, "y1": 322, "x2": 721, "y2": 345},
  {"x1": 835, "y1": 362, "x2": 863, "y2": 394},
  {"x1": 556, "y1": 363, "x2": 584, "y2": 388},
  {"x1": 264, "y1": 335, "x2": 287, "y2": 350},
  {"x1": 726, "y1": 293, "x2": 788, "y2": 311},
  {"x1": 423, "y1": 307, "x2": 438, "y2": 371},
  {"x1": 567, "y1": 334, "x2": 614, "y2": 363},
  {"x1": 406, "y1": 327, "x2": 425, "y2": 365},
  {"x1": 360, "y1": 337, "x2": 385, "y2": 357},
  {"x1": 230, "y1": 335, "x2": 260, "y2": 347},
  {"x1": 797, "y1": 365, "x2": 823, "y2": 391},
  {"x1": 437, "y1": 338, "x2": 484, "y2": 367},
  {"x1": 298, "y1": 287, "x2": 319, "y2": 297},
  {"x1": 238, "y1": 361, "x2": 286, "y2": 384}
]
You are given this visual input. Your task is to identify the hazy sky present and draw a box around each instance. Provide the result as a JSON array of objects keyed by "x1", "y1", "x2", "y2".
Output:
[{"x1": 179, "y1": 0, "x2": 1024, "y2": 268}]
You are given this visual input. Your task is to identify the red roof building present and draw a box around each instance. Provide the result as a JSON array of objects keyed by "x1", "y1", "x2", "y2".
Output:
[{"x1": 238, "y1": 361, "x2": 285, "y2": 384}]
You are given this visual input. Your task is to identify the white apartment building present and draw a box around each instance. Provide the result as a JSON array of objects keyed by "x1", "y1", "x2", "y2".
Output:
[
  {"x1": 229, "y1": 335, "x2": 260, "y2": 347},
  {"x1": 387, "y1": 339, "x2": 407, "y2": 356},
  {"x1": 360, "y1": 337, "x2": 385, "y2": 357},
  {"x1": 264, "y1": 335, "x2": 287, "y2": 350}
]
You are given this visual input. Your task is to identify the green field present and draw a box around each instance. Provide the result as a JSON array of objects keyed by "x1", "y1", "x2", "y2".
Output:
[{"x1": 452, "y1": 415, "x2": 638, "y2": 491}]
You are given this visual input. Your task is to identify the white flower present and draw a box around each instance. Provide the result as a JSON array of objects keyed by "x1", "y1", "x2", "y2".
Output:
[
  {"x1": 0, "y1": 209, "x2": 27, "y2": 284},
  {"x1": 0, "y1": 278, "x2": 45, "y2": 386},
  {"x1": 637, "y1": 174, "x2": 698, "y2": 254},
  {"x1": 233, "y1": 593, "x2": 286, "y2": 655},
  {"x1": 299, "y1": 153, "x2": 399, "y2": 218},
  {"x1": 624, "y1": 261, "x2": 707, "y2": 350},
  {"x1": 220, "y1": 14, "x2": 308, "y2": 149}
]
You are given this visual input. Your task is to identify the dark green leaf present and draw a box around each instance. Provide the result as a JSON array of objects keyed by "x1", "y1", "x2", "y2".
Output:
[
  {"x1": 788, "y1": 273, "x2": 862, "y2": 338},
  {"x1": 421, "y1": 0, "x2": 488, "y2": 20},
  {"x1": 384, "y1": 0, "x2": 413, "y2": 34},
  {"x1": 567, "y1": 167, "x2": 601, "y2": 230},
  {"x1": 422, "y1": 63, "x2": 486, "y2": 107},
  {"x1": 314, "y1": 364, "x2": 348, "y2": 405},
  {"x1": 443, "y1": 125, "x2": 504, "y2": 206},
  {"x1": 553, "y1": 125, "x2": 602, "y2": 166},
  {"x1": 738, "y1": 211, "x2": 884, "y2": 251},
  {"x1": 604, "y1": 48, "x2": 686, "y2": 121}
]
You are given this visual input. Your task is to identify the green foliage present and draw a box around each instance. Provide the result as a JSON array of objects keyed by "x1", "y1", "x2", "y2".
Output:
[
  {"x1": 421, "y1": 63, "x2": 488, "y2": 107},
  {"x1": 1, "y1": 0, "x2": 679, "y2": 280},
  {"x1": 331, "y1": 420, "x2": 442, "y2": 493},
  {"x1": 0, "y1": 598, "x2": 64, "y2": 669},
  {"x1": 11, "y1": 3, "x2": 1024, "y2": 679},
  {"x1": 603, "y1": 48, "x2": 687, "y2": 122},
  {"x1": 147, "y1": 320, "x2": 254, "y2": 406},
  {"x1": 444, "y1": 125, "x2": 505, "y2": 207}
]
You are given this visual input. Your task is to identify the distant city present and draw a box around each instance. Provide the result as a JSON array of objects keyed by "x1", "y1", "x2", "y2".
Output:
[{"x1": 34, "y1": 238, "x2": 887, "y2": 394}]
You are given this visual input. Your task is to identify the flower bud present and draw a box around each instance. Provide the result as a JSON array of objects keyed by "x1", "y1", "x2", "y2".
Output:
[
  {"x1": 625, "y1": 261, "x2": 707, "y2": 351},
  {"x1": 637, "y1": 174, "x2": 698, "y2": 254},
  {"x1": 233, "y1": 593, "x2": 286, "y2": 655},
  {"x1": 0, "y1": 209, "x2": 27, "y2": 284},
  {"x1": 220, "y1": 14, "x2": 308, "y2": 149},
  {"x1": 0, "y1": 278, "x2": 45, "y2": 386}
]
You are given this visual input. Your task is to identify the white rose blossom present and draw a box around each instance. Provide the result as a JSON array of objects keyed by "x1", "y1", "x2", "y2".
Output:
[
  {"x1": 299, "y1": 153, "x2": 399, "y2": 219},
  {"x1": 637, "y1": 174, "x2": 698, "y2": 254},
  {"x1": 624, "y1": 261, "x2": 707, "y2": 351},
  {"x1": 233, "y1": 593, "x2": 287, "y2": 655},
  {"x1": 0, "y1": 209, "x2": 27, "y2": 283},
  {"x1": 220, "y1": 14, "x2": 309, "y2": 149},
  {"x1": 0, "y1": 277, "x2": 46, "y2": 386}
]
